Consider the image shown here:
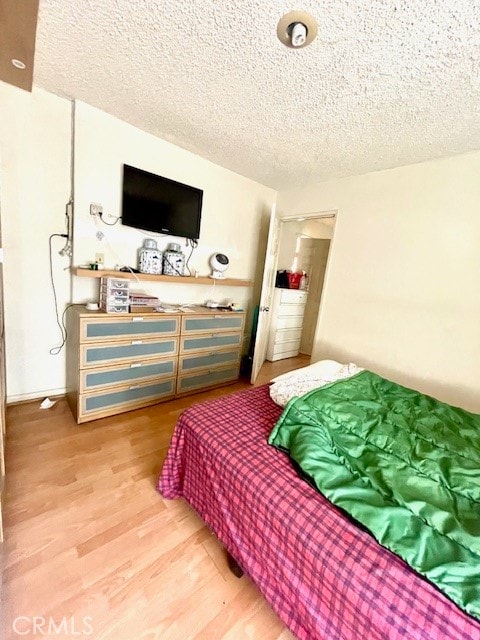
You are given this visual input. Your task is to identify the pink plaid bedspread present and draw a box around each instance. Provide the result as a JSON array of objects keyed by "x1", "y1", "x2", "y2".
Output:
[{"x1": 158, "y1": 385, "x2": 480, "y2": 640}]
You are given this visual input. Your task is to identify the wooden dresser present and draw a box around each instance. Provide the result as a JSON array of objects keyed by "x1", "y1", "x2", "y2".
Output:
[{"x1": 66, "y1": 306, "x2": 245, "y2": 423}]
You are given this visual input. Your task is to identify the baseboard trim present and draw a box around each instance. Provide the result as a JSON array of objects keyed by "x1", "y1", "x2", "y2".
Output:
[{"x1": 7, "y1": 389, "x2": 67, "y2": 407}]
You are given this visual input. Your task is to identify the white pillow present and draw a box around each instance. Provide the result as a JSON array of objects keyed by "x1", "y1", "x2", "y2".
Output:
[
  {"x1": 270, "y1": 359, "x2": 345, "y2": 384},
  {"x1": 269, "y1": 360, "x2": 363, "y2": 408}
]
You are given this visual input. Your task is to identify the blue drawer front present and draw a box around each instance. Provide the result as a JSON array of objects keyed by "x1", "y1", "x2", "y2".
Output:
[
  {"x1": 85, "y1": 380, "x2": 174, "y2": 412},
  {"x1": 182, "y1": 350, "x2": 239, "y2": 371},
  {"x1": 86, "y1": 340, "x2": 176, "y2": 363},
  {"x1": 179, "y1": 367, "x2": 238, "y2": 391},
  {"x1": 184, "y1": 317, "x2": 243, "y2": 332},
  {"x1": 86, "y1": 319, "x2": 177, "y2": 338},
  {"x1": 183, "y1": 333, "x2": 241, "y2": 351},
  {"x1": 85, "y1": 360, "x2": 175, "y2": 389}
]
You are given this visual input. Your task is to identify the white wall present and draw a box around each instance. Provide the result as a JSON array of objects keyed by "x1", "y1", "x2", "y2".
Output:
[
  {"x1": 0, "y1": 89, "x2": 275, "y2": 401},
  {"x1": 301, "y1": 219, "x2": 333, "y2": 240},
  {"x1": 276, "y1": 220, "x2": 302, "y2": 270},
  {"x1": 72, "y1": 102, "x2": 275, "y2": 338},
  {"x1": 278, "y1": 152, "x2": 480, "y2": 412},
  {"x1": 0, "y1": 84, "x2": 71, "y2": 402}
]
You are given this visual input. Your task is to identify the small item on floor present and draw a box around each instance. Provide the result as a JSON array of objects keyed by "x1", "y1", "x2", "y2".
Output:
[{"x1": 40, "y1": 397, "x2": 56, "y2": 409}]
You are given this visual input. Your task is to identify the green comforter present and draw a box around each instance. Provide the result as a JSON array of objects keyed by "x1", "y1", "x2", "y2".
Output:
[{"x1": 269, "y1": 370, "x2": 480, "y2": 620}]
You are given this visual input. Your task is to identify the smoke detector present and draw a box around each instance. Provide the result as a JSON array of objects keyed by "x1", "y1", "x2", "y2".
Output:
[{"x1": 277, "y1": 10, "x2": 318, "y2": 49}]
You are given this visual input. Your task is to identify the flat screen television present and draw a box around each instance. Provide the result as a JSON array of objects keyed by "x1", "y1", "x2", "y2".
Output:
[{"x1": 121, "y1": 164, "x2": 203, "y2": 240}]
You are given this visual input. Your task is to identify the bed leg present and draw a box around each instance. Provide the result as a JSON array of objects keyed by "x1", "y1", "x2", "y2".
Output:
[{"x1": 226, "y1": 550, "x2": 244, "y2": 578}]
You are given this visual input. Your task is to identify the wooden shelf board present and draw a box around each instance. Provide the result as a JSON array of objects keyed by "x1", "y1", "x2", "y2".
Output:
[{"x1": 73, "y1": 268, "x2": 253, "y2": 287}]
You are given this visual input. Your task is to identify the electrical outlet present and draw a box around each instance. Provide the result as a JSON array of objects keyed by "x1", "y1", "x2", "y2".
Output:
[
  {"x1": 90, "y1": 203, "x2": 103, "y2": 217},
  {"x1": 95, "y1": 253, "x2": 104, "y2": 265}
]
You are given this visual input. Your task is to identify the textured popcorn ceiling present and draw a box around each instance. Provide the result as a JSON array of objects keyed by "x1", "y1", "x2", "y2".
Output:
[{"x1": 34, "y1": 0, "x2": 480, "y2": 189}]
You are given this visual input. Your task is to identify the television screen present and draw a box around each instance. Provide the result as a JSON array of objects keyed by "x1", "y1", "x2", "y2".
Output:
[{"x1": 121, "y1": 164, "x2": 203, "y2": 240}]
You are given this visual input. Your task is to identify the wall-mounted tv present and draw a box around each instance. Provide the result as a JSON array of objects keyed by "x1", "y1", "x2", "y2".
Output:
[{"x1": 121, "y1": 164, "x2": 203, "y2": 240}]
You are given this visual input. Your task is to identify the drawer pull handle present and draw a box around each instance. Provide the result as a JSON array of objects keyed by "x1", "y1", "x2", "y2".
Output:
[
  {"x1": 132, "y1": 340, "x2": 143, "y2": 345},
  {"x1": 129, "y1": 385, "x2": 141, "y2": 390},
  {"x1": 132, "y1": 317, "x2": 144, "y2": 322},
  {"x1": 130, "y1": 363, "x2": 142, "y2": 368}
]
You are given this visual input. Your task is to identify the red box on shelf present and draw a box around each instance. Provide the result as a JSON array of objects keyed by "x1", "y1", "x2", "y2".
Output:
[{"x1": 287, "y1": 272, "x2": 302, "y2": 289}]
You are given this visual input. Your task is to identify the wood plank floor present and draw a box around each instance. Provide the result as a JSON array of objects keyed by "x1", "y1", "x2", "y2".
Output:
[{"x1": 1, "y1": 356, "x2": 309, "y2": 640}]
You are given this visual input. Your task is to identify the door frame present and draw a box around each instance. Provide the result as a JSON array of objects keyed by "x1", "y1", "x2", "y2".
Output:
[
  {"x1": 299, "y1": 236, "x2": 331, "y2": 356},
  {"x1": 250, "y1": 209, "x2": 338, "y2": 382}
]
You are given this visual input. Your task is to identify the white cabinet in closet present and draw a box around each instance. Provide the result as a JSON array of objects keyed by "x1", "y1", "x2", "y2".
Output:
[{"x1": 266, "y1": 288, "x2": 308, "y2": 361}]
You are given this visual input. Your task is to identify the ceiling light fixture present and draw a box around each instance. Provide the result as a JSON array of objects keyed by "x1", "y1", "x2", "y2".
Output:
[
  {"x1": 11, "y1": 59, "x2": 26, "y2": 69},
  {"x1": 277, "y1": 10, "x2": 318, "y2": 49}
]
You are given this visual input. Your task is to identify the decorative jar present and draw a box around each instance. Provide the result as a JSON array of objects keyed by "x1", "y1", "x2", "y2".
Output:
[
  {"x1": 163, "y1": 243, "x2": 185, "y2": 276},
  {"x1": 138, "y1": 238, "x2": 163, "y2": 275}
]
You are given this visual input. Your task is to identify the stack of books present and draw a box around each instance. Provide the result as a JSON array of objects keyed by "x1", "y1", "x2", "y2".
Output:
[{"x1": 129, "y1": 291, "x2": 160, "y2": 313}]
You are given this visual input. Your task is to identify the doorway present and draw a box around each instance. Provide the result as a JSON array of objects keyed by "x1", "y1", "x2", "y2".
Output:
[
  {"x1": 266, "y1": 217, "x2": 333, "y2": 362},
  {"x1": 251, "y1": 210, "x2": 336, "y2": 382}
]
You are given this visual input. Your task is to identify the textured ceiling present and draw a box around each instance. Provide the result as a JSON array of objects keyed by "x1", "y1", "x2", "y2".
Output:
[{"x1": 33, "y1": 0, "x2": 480, "y2": 189}]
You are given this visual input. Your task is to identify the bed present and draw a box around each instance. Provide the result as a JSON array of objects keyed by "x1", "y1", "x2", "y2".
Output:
[{"x1": 158, "y1": 368, "x2": 480, "y2": 640}]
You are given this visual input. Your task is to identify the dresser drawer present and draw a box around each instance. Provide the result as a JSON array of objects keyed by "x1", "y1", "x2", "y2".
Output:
[
  {"x1": 274, "y1": 328, "x2": 302, "y2": 343},
  {"x1": 79, "y1": 357, "x2": 177, "y2": 392},
  {"x1": 277, "y1": 303, "x2": 306, "y2": 317},
  {"x1": 279, "y1": 289, "x2": 308, "y2": 304},
  {"x1": 179, "y1": 331, "x2": 242, "y2": 354},
  {"x1": 275, "y1": 316, "x2": 304, "y2": 330},
  {"x1": 268, "y1": 348, "x2": 299, "y2": 362},
  {"x1": 178, "y1": 348, "x2": 241, "y2": 375},
  {"x1": 80, "y1": 337, "x2": 178, "y2": 368},
  {"x1": 80, "y1": 315, "x2": 180, "y2": 342},
  {"x1": 181, "y1": 314, "x2": 245, "y2": 335},
  {"x1": 273, "y1": 340, "x2": 300, "y2": 357},
  {"x1": 176, "y1": 365, "x2": 239, "y2": 395},
  {"x1": 78, "y1": 378, "x2": 175, "y2": 421}
]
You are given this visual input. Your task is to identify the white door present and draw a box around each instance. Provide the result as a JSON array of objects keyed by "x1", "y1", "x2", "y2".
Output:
[{"x1": 250, "y1": 204, "x2": 281, "y2": 382}]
